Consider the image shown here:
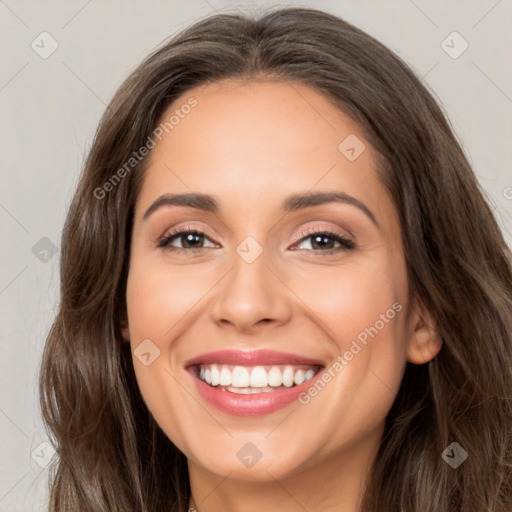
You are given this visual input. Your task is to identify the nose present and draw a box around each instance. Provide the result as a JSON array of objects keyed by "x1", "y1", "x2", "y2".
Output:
[{"x1": 210, "y1": 247, "x2": 293, "y2": 333}]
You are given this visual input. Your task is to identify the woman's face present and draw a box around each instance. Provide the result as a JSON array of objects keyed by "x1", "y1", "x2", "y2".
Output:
[{"x1": 125, "y1": 79, "x2": 440, "y2": 483}]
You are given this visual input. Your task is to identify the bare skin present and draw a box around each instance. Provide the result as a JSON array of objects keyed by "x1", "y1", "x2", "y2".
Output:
[{"x1": 123, "y1": 78, "x2": 442, "y2": 512}]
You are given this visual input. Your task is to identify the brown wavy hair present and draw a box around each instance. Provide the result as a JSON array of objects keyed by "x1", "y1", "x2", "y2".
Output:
[{"x1": 39, "y1": 6, "x2": 512, "y2": 511}]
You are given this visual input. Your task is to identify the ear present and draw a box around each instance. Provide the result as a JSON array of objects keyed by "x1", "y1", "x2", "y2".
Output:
[
  {"x1": 120, "y1": 315, "x2": 130, "y2": 343},
  {"x1": 406, "y1": 299, "x2": 443, "y2": 364}
]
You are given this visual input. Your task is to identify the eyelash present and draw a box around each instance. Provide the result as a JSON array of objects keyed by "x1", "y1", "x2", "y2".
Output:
[{"x1": 157, "y1": 226, "x2": 355, "y2": 255}]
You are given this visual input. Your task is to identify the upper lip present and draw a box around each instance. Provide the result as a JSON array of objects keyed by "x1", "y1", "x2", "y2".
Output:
[{"x1": 184, "y1": 349, "x2": 325, "y2": 367}]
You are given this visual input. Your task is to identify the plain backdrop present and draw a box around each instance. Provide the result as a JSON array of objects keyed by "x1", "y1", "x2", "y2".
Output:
[{"x1": 1, "y1": 1, "x2": 511, "y2": 510}]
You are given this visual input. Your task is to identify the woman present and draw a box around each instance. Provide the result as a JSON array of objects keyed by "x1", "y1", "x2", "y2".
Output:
[{"x1": 39, "y1": 7, "x2": 512, "y2": 511}]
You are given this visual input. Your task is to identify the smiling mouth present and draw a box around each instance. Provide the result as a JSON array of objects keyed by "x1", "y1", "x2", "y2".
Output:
[{"x1": 191, "y1": 363, "x2": 322, "y2": 394}]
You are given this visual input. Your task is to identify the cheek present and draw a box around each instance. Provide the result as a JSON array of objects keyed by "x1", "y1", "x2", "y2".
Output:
[
  {"x1": 125, "y1": 261, "x2": 202, "y2": 450},
  {"x1": 126, "y1": 258, "x2": 216, "y2": 341},
  {"x1": 290, "y1": 257, "x2": 407, "y2": 400},
  {"x1": 291, "y1": 258, "x2": 402, "y2": 343},
  {"x1": 125, "y1": 255, "x2": 234, "y2": 438}
]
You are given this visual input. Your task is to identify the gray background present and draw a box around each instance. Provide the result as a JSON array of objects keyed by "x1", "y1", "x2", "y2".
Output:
[{"x1": 1, "y1": 1, "x2": 511, "y2": 510}]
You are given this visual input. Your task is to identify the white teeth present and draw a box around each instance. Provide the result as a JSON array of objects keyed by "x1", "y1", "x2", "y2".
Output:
[
  {"x1": 249, "y1": 366, "x2": 268, "y2": 387},
  {"x1": 294, "y1": 369, "x2": 306, "y2": 385},
  {"x1": 282, "y1": 366, "x2": 294, "y2": 387},
  {"x1": 231, "y1": 366, "x2": 250, "y2": 387},
  {"x1": 230, "y1": 387, "x2": 251, "y2": 394},
  {"x1": 268, "y1": 366, "x2": 283, "y2": 386},
  {"x1": 197, "y1": 363, "x2": 319, "y2": 389},
  {"x1": 226, "y1": 386, "x2": 275, "y2": 394},
  {"x1": 210, "y1": 364, "x2": 220, "y2": 386},
  {"x1": 219, "y1": 366, "x2": 231, "y2": 386}
]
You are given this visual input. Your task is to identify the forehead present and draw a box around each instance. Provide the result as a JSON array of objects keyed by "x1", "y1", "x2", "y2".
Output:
[
  {"x1": 153, "y1": 78, "x2": 364, "y2": 167},
  {"x1": 136, "y1": 78, "x2": 396, "y2": 229}
]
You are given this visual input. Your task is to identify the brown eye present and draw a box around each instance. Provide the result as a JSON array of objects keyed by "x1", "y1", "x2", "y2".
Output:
[
  {"x1": 158, "y1": 229, "x2": 217, "y2": 252},
  {"x1": 292, "y1": 230, "x2": 355, "y2": 253}
]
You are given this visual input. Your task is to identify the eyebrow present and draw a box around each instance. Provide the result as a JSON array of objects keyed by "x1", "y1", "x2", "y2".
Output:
[{"x1": 142, "y1": 191, "x2": 379, "y2": 227}]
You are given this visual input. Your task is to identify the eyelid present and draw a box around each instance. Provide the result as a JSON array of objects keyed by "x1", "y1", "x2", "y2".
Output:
[
  {"x1": 157, "y1": 223, "x2": 355, "y2": 252},
  {"x1": 158, "y1": 223, "x2": 219, "y2": 244},
  {"x1": 289, "y1": 225, "x2": 353, "y2": 245}
]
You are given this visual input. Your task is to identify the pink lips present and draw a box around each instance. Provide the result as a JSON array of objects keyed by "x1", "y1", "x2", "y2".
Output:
[
  {"x1": 185, "y1": 350, "x2": 325, "y2": 416},
  {"x1": 184, "y1": 349, "x2": 324, "y2": 367}
]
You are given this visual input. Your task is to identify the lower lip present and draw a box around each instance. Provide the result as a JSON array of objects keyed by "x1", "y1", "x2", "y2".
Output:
[{"x1": 188, "y1": 369, "x2": 321, "y2": 416}]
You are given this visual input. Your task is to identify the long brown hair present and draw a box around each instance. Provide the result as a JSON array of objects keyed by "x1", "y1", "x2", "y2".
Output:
[{"x1": 39, "y1": 7, "x2": 512, "y2": 511}]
